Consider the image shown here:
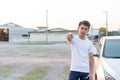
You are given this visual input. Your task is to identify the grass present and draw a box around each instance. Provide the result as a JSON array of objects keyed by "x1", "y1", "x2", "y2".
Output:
[
  {"x1": 18, "y1": 41, "x2": 67, "y2": 45},
  {"x1": 17, "y1": 66, "x2": 49, "y2": 80},
  {"x1": 21, "y1": 53, "x2": 31, "y2": 56},
  {"x1": 61, "y1": 65, "x2": 70, "y2": 80},
  {"x1": 63, "y1": 66, "x2": 70, "y2": 75},
  {"x1": 30, "y1": 48, "x2": 70, "y2": 55},
  {"x1": 55, "y1": 65, "x2": 70, "y2": 80},
  {"x1": 0, "y1": 65, "x2": 14, "y2": 77},
  {"x1": 25, "y1": 47, "x2": 70, "y2": 58}
]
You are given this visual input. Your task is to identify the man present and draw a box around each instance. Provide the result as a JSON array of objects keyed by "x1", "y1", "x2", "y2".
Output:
[{"x1": 66, "y1": 20, "x2": 94, "y2": 80}]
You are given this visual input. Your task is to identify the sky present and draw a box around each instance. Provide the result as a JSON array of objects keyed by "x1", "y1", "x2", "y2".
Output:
[{"x1": 0, "y1": 0, "x2": 120, "y2": 31}]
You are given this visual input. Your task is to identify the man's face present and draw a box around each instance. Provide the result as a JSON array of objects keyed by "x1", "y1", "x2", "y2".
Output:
[{"x1": 78, "y1": 24, "x2": 89, "y2": 36}]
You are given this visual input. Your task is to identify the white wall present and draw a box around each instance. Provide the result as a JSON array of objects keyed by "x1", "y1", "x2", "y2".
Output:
[
  {"x1": 0, "y1": 26, "x2": 34, "y2": 42},
  {"x1": 88, "y1": 29, "x2": 99, "y2": 36},
  {"x1": 30, "y1": 32, "x2": 69, "y2": 42},
  {"x1": 29, "y1": 29, "x2": 98, "y2": 42},
  {"x1": 30, "y1": 33, "x2": 46, "y2": 42},
  {"x1": 10, "y1": 38, "x2": 30, "y2": 42},
  {"x1": 48, "y1": 33, "x2": 67, "y2": 41}
]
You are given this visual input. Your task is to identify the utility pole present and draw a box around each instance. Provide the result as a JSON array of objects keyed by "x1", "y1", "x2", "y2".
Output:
[
  {"x1": 91, "y1": 25, "x2": 93, "y2": 36},
  {"x1": 46, "y1": 10, "x2": 48, "y2": 44},
  {"x1": 105, "y1": 11, "x2": 108, "y2": 36}
]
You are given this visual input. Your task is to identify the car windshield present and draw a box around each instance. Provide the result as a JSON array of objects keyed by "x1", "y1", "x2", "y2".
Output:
[{"x1": 103, "y1": 39, "x2": 120, "y2": 58}]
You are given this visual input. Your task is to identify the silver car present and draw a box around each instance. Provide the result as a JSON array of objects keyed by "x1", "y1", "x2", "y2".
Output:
[{"x1": 94, "y1": 36, "x2": 120, "y2": 80}]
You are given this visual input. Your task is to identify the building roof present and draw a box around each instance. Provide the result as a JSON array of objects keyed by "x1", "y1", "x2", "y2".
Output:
[
  {"x1": 48, "y1": 28, "x2": 69, "y2": 32},
  {"x1": 30, "y1": 27, "x2": 70, "y2": 33},
  {"x1": 0, "y1": 22, "x2": 35, "y2": 32},
  {"x1": 37, "y1": 26, "x2": 48, "y2": 28},
  {"x1": 0, "y1": 22, "x2": 23, "y2": 28}
]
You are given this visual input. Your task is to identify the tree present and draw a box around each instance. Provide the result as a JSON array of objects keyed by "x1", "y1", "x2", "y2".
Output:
[
  {"x1": 99, "y1": 27, "x2": 107, "y2": 36},
  {"x1": 108, "y1": 31, "x2": 120, "y2": 36}
]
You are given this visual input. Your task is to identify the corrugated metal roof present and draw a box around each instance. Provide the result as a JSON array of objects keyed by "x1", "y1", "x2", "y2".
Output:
[{"x1": 0, "y1": 22, "x2": 23, "y2": 28}]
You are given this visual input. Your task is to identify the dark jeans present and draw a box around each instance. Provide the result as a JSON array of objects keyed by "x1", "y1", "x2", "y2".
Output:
[{"x1": 68, "y1": 71, "x2": 89, "y2": 80}]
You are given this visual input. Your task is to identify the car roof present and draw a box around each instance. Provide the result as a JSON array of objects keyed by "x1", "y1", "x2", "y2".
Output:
[
  {"x1": 101, "y1": 36, "x2": 120, "y2": 40},
  {"x1": 100, "y1": 36, "x2": 120, "y2": 44}
]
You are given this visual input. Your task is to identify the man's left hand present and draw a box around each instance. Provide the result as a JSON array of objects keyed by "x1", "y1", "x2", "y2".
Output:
[{"x1": 86, "y1": 73, "x2": 93, "y2": 80}]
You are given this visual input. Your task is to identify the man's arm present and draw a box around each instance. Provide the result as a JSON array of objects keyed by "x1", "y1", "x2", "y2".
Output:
[
  {"x1": 86, "y1": 53, "x2": 94, "y2": 80},
  {"x1": 66, "y1": 32, "x2": 73, "y2": 43},
  {"x1": 89, "y1": 53, "x2": 94, "y2": 74}
]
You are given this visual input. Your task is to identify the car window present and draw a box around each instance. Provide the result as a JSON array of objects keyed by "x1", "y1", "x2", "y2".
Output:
[{"x1": 103, "y1": 39, "x2": 120, "y2": 58}]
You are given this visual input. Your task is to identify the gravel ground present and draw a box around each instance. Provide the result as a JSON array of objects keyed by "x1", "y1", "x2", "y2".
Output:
[
  {"x1": 0, "y1": 42, "x2": 98, "y2": 80},
  {"x1": 0, "y1": 42, "x2": 71, "y2": 80}
]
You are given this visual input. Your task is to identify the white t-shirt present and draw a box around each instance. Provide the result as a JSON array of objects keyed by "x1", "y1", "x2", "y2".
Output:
[{"x1": 70, "y1": 36, "x2": 94, "y2": 73}]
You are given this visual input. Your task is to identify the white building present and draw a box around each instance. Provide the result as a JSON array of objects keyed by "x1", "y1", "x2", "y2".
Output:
[
  {"x1": 0, "y1": 23, "x2": 99, "y2": 42},
  {"x1": 30, "y1": 27, "x2": 99, "y2": 42},
  {"x1": 88, "y1": 28, "x2": 99, "y2": 36},
  {"x1": 0, "y1": 22, "x2": 35, "y2": 42},
  {"x1": 30, "y1": 28, "x2": 75, "y2": 42}
]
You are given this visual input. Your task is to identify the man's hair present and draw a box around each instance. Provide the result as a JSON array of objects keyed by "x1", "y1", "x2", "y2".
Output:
[{"x1": 78, "y1": 20, "x2": 91, "y2": 29}]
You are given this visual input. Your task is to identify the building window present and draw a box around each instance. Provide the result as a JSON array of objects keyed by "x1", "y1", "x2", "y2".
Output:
[{"x1": 22, "y1": 34, "x2": 29, "y2": 37}]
